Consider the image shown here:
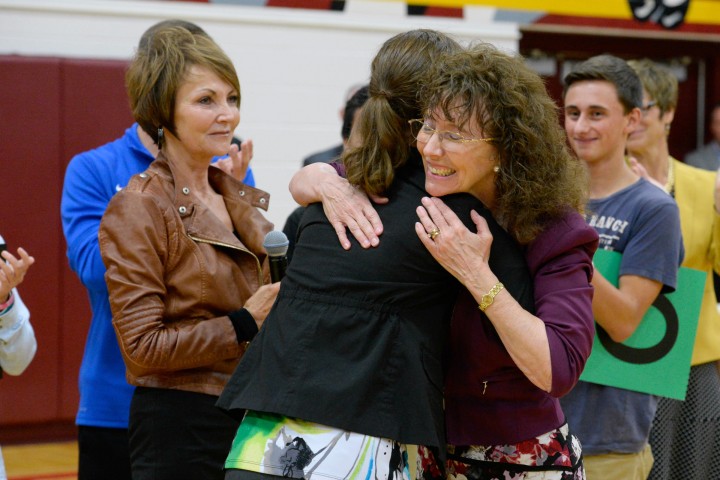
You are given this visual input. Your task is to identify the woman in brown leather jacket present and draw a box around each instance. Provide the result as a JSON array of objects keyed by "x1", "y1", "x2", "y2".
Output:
[{"x1": 98, "y1": 25, "x2": 279, "y2": 480}]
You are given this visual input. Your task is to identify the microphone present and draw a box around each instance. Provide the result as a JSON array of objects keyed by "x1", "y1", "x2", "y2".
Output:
[{"x1": 263, "y1": 230, "x2": 289, "y2": 283}]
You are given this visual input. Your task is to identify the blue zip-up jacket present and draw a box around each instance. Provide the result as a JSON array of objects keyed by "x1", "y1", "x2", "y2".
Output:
[{"x1": 61, "y1": 124, "x2": 254, "y2": 428}]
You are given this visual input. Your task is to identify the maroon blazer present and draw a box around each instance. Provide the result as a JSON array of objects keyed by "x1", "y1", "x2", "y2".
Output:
[{"x1": 444, "y1": 211, "x2": 599, "y2": 446}]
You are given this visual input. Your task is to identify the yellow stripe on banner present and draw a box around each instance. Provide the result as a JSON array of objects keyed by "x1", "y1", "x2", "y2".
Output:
[
  {"x1": 402, "y1": 0, "x2": 633, "y2": 18},
  {"x1": 399, "y1": 0, "x2": 720, "y2": 25},
  {"x1": 686, "y1": 1, "x2": 720, "y2": 25}
]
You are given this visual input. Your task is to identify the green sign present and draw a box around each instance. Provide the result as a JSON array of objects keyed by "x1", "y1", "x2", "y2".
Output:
[{"x1": 579, "y1": 249, "x2": 704, "y2": 400}]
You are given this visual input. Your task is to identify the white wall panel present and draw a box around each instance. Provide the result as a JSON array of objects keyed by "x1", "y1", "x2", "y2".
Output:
[{"x1": 0, "y1": 0, "x2": 519, "y2": 228}]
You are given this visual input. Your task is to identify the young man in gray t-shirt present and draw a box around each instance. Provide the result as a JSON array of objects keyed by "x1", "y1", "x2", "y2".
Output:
[{"x1": 560, "y1": 54, "x2": 684, "y2": 480}]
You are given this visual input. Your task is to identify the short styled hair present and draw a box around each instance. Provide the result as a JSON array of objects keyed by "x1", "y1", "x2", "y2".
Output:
[
  {"x1": 627, "y1": 58, "x2": 678, "y2": 115},
  {"x1": 137, "y1": 19, "x2": 209, "y2": 53},
  {"x1": 126, "y1": 25, "x2": 239, "y2": 148},
  {"x1": 563, "y1": 54, "x2": 643, "y2": 115}
]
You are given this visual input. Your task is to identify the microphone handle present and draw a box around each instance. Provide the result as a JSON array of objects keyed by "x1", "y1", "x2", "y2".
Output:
[{"x1": 269, "y1": 255, "x2": 288, "y2": 283}]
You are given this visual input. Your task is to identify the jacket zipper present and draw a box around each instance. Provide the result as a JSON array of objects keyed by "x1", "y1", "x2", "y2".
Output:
[{"x1": 189, "y1": 236, "x2": 264, "y2": 286}]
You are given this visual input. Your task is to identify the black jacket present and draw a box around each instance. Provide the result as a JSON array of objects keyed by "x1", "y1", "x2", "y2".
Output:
[{"x1": 217, "y1": 152, "x2": 533, "y2": 449}]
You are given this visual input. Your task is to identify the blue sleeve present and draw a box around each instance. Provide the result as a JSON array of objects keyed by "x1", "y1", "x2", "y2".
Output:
[
  {"x1": 243, "y1": 167, "x2": 255, "y2": 187},
  {"x1": 61, "y1": 153, "x2": 112, "y2": 292},
  {"x1": 621, "y1": 198, "x2": 683, "y2": 293}
]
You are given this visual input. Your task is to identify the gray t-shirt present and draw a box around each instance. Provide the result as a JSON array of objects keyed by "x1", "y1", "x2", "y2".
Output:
[{"x1": 561, "y1": 178, "x2": 684, "y2": 455}]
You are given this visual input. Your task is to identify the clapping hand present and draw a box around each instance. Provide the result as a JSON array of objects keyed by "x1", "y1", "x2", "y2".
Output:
[
  {"x1": 0, "y1": 247, "x2": 35, "y2": 301},
  {"x1": 215, "y1": 139, "x2": 253, "y2": 182}
]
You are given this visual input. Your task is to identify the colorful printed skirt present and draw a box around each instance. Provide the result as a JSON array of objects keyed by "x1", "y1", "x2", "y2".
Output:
[
  {"x1": 417, "y1": 423, "x2": 585, "y2": 480},
  {"x1": 225, "y1": 410, "x2": 411, "y2": 479}
]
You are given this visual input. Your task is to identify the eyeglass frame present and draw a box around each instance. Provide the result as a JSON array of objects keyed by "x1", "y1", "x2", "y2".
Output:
[
  {"x1": 408, "y1": 119, "x2": 497, "y2": 145},
  {"x1": 640, "y1": 101, "x2": 657, "y2": 116}
]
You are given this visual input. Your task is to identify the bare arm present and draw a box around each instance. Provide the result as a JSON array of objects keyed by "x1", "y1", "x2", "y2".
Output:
[
  {"x1": 288, "y1": 163, "x2": 384, "y2": 250},
  {"x1": 591, "y1": 271, "x2": 662, "y2": 343}
]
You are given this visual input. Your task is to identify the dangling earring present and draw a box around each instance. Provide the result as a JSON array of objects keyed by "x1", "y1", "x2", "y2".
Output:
[
  {"x1": 157, "y1": 127, "x2": 165, "y2": 149},
  {"x1": 493, "y1": 165, "x2": 500, "y2": 173},
  {"x1": 665, "y1": 124, "x2": 671, "y2": 136}
]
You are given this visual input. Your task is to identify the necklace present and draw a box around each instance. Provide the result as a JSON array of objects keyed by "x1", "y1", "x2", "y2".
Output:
[{"x1": 663, "y1": 157, "x2": 675, "y2": 196}]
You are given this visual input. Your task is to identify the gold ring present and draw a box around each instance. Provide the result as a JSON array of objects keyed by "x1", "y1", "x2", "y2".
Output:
[{"x1": 428, "y1": 228, "x2": 440, "y2": 240}]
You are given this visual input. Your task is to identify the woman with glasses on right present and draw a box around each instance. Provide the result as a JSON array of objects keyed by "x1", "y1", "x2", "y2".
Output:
[
  {"x1": 410, "y1": 42, "x2": 595, "y2": 480},
  {"x1": 291, "y1": 42, "x2": 598, "y2": 479}
]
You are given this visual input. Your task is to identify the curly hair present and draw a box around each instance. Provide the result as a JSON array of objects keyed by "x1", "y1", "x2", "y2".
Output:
[
  {"x1": 422, "y1": 43, "x2": 588, "y2": 244},
  {"x1": 343, "y1": 29, "x2": 462, "y2": 196}
]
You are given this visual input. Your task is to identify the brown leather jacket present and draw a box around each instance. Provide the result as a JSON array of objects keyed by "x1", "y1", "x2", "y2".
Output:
[{"x1": 99, "y1": 152, "x2": 273, "y2": 396}]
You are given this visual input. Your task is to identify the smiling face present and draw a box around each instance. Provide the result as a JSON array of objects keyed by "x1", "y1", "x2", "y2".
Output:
[
  {"x1": 169, "y1": 64, "x2": 240, "y2": 162},
  {"x1": 626, "y1": 90, "x2": 674, "y2": 156},
  {"x1": 564, "y1": 80, "x2": 638, "y2": 165},
  {"x1": 417, "y1": 108, "x2": 498, "y2": 205}
]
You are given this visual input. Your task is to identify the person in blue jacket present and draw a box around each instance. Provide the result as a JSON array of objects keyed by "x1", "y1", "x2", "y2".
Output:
[{"x1": 60, "y1": 19, "x2": 255, "y2": 480}]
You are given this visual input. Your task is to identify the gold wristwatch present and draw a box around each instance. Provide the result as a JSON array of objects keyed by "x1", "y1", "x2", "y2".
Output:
[{"x1": 478, "y1": 282, "x2": 504, "y2": 312}]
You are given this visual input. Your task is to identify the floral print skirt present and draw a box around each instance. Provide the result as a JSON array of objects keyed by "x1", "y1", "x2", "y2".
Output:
[{"x1": 417, "y1": 423, "x2": 585, "y2": 480}]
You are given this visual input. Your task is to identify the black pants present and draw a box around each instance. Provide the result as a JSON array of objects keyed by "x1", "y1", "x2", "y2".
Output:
[
  {"x1": 129, "y1": 386, "x2": 239, "y2": 480},
  {"x1": 78, "y1": 425, "x2": 132, "y2": 480}
]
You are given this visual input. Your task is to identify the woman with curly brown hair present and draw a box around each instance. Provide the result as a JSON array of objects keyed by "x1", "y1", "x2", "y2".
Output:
[
  {"x1": 412, "y1": 42, "x2": 595, "y2": 480},
  {"x1": 291, "y1": 41, "x2": 598, "y2": 479}
]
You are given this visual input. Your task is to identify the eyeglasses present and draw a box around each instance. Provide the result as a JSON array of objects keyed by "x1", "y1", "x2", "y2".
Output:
[
  {"x1": 408, "y1": 119, "x2": 496, "y2": 150},
  {"x1": 640, "y1": 101, "x2": 657, "y2": 116}
]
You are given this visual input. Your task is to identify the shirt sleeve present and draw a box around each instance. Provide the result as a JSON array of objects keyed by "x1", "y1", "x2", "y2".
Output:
[
  {"x1": 0, "y1": 290, "x2": 37, "y2": 376},
  {"x1": 620, "y1": 196, "x2": 683, "y2": 293},
  {"x1": 526, "y1": 213, "x2": 599, "y2": 397},
  {"x1": 61, "y1": 153, "x2": 113, "y2": 292},
  {"x1": 243, "y1": 167, "x2": 255, "y2": 187}
]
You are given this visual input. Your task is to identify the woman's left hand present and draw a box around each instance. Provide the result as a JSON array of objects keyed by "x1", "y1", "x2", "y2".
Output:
[
  {"x1": 244, "y1": 282, "x2": 281, "y2": 330},
  {"x1": 415, "y1": 197, "x2": 492, "y2": 286}
]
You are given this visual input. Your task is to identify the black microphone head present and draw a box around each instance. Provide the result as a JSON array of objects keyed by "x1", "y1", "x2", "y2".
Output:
[{"x1": 263, "y1": 230, "x2": 289, "y2": 257}]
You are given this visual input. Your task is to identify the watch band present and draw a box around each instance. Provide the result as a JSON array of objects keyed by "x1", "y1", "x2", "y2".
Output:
[{"x1": 478, "y1": 282, "x2": 504, "y2": 312}]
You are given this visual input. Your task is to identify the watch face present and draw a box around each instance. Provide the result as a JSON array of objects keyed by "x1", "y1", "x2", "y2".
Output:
[{"x1": 480, "y1": 294, "x2": 492, "y2": 309}]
